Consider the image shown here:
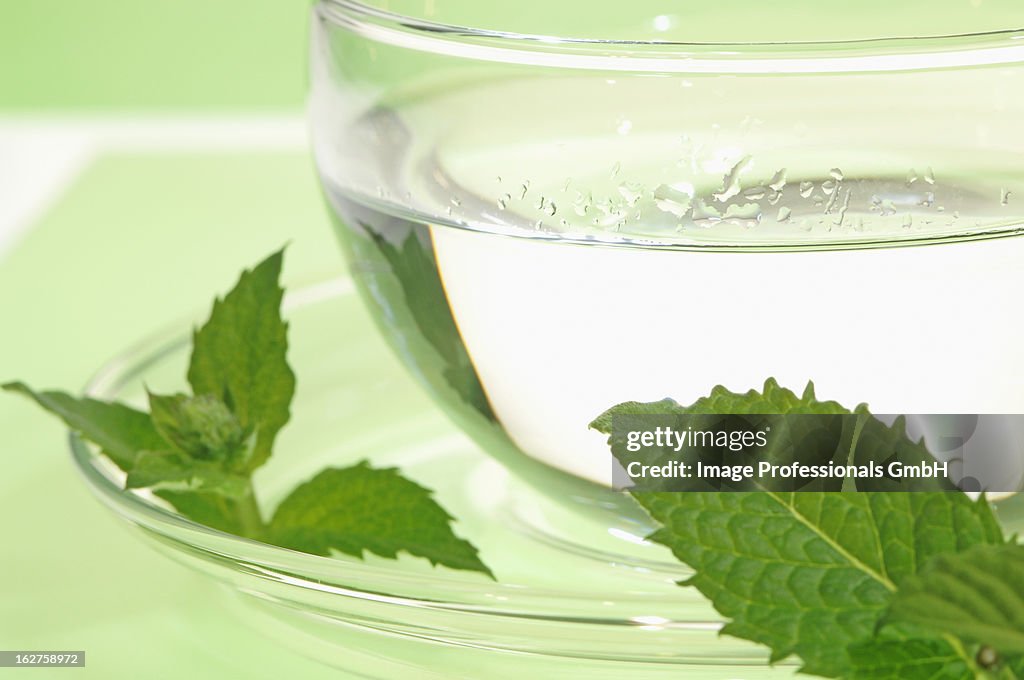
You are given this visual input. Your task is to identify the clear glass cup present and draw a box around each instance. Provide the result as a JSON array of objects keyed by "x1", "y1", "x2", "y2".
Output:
[{"x1": 309, "y1": 1, "x2": 1024, "y2": 508}]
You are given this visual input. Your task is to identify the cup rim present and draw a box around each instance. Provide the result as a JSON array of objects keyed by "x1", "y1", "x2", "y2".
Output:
[{"x1": 321, "y1": 0, "x2": 1024, "y2": 74}]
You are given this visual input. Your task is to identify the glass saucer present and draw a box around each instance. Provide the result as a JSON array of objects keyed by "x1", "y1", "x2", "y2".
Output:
[{"x1": 71, "y1": 276, "x2": 1024, "y2": 678}]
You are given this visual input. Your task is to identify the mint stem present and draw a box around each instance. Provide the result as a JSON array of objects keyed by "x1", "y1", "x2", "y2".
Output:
[{"x1": 221, "y1": 484, "x2": 265, "y2": 540}]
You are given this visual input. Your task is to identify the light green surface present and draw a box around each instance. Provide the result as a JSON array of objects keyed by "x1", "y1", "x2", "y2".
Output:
[
  {"x1": 0, "y1": 151, "x2": 355, "y2": 678},
  {"x1": 0, "y1": 2, "x2": 307, "y2": 110}
]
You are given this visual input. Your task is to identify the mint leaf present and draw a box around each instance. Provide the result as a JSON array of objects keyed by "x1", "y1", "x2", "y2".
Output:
[
  {"x1": 147, "y1": 392, "x2": 252, "y2": 467},
  {"x1": 631, "y1": 492, "x2": 1001, "y2": 676},
  {"x1": 851, "y1": 413, "x2": 956, "y2": 493},
  {"x1": 847, "y1": 634, "x2": 972, "y2": 679},
  {"x1": 886, "y1": 543, "x2": 1024, "y2": 657},
  {"x1": 592, "y1": 380, "x2": 852, "y2": 491},
  {"x1": 592, "y1": 378, "x2": 953, "y2": 492},
  {"x1": 593, "y1": 380, "x2": 1000, "y2": 675},
  {"x1": 3, "y1": 382, "x2": 164, "y2": 471},
  {"x1": 353, "y1": 222, "x2": 495, "y2": 420},
  {"x1": 126, "y1": 450, "x2": 250, "y2": 498},
  {"x1": 268, "y1": 462, "x2": 492, "y2": 577},
  {"x1": 187, "y1": 249, "x2": 294, "y2": 472},
  {"x1": 591, "y1": 379, "x2": 847, "y2": 431}
]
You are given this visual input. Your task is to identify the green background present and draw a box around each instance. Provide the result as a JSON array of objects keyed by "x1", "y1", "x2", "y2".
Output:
[
  {"x1": 0, "y1": 1, "x2": 306, "y2": 110},
  {"x1": 0, "y1": 0, "x2": 357, "y2": 677}
]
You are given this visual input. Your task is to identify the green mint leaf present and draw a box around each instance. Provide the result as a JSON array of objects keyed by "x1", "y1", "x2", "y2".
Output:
[
  {"x1": 268, "y1": 462, "x2": 492, "y2": 577},
  {"x1": 147, "y1": 392, "x2": 251, "y2": 467},
  {"x1": 592, "y1": 378, "x2": 952, "y2": 492},
  {"x1": 850, "y1": 411, "x2": 956, "y2": 492},
  {"x1": 126, "y1": 450, "x2": 250, "y2": 498},
  {"x1": 187, "y1": 249, "x2": 294, "y2": 472},
  {"x1": 3, "y1": 382, "x2": 165, "y2": 471},
  {"x1": 886, "y1": 543, "x2": 1024, "y2": 657},
  {"x1": 630, "y1": 492, "x2": 1001, "y2": 677},
  {"x1": 592, "y1": 380, "x2": 1000, "y2": 675},
  {"x1": 591, "y1": 378, "x2": 847, "y2": 431},
  {"x1": 592, "y1": 379, "x2": 852, "y2": 491},
  {"x1": 353, "y1": 222, "x2": 495, "y2": 419},
  {"x1": 847, "y1": 634, "x2": 973, "y2": 680}
]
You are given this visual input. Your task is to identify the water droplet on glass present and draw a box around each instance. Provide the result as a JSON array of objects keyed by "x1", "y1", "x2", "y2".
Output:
[
  {"x1": 768, "y1": 169, "x2": 788, "y2": 192},
  {"x1": 906, "y1": 169, "x2": 919, "y2": 185},
  {"x1": 902, "y1": 213, "x2": 914, "y2": 229},
  {"x1": 610, "y1": 162, "x2": 621, "y2": 178},
  {"x1": 724, "y1": 203, "x2": 761, "y2": 220},
  {"x1": 767, "y1": 190, "x2": 782, "y2": 206},
  {"x1": 835, "y1": 189, "x2": 852, "y2": 226},
  {"x1": 881, "y1": 199, "x2": 897, "y2": 216},
  {"x1": 536, "y1": 196, "x2": 547, "y2": 210},
  {"x1": 450, "y1": 197, "x2": 461, "y2": 207},
  {"x1": 777, "y1": 206, "x2": 792, "y2": 222},
  {"x1": 743, "y1": 187, "x2": 767, "y2": 200},
  {"x1": 713, "y1": 155, "x2": 753, "y2": 203},
  {"x1": 497, "y1": 193, "x2": 511, "y2": 210},
  {"x1": 830, "y1": 168, "x2": 844, "y2": 181},
  {"x1": 563, "y1": 177, "x2": 572, "y2": 192},
  {"x1": 1001, "y1": 188, "x2": 1012, "y2": 206},
  {"x1": 924, "y1": 167, "x2": 935, "y2": 185},
  {"x1": 799, "y1": 181, "x2": 814, "y2": 198},
  {"x1": 692, "y1": 198, "x2": 722, "y2": 222},
  {"x1": 821, "y1": 180, "x2": 837, "y2": 196},
  {"x1": 572, "y1": 191, "x2": 592, "y2": 216},
  {"x1": 446, "y1": 206, "x2": 453, "y2": 216},
  {"x1": 653, "y1": 184, "x2": 693, "y2": 218},
  {"x1": 546, "y1": 201, "x2": 557, "y2": 217},
  {"x1": 496, "y1": 176, "x2": 503, "y2": 183},
  {"x1": 823, "y1": 187, "x2": 840, "y2": 214},
  {"x1": 520, "y1": 181, "x2": 530, "y2": 200},
  {"x1": 617, "y1": 182, "x2": 644, "y2": 206}
]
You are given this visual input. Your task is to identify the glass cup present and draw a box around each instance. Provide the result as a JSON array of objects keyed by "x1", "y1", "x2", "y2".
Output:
[{"x1": 309, "y1": 0, "x2": 1024, "y2": 512}]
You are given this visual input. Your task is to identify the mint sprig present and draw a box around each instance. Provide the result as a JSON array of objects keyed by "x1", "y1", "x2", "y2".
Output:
[
  {"x1": 593, "y1": 381, "x2": 1012, "y2": 678},
  {"x1": 4, "y1": 250, "x2": 491, "y2": 577}
]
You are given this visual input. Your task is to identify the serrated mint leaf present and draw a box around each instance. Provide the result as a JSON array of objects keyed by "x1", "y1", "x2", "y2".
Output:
[
  {"x1": 592, "y1": 380, "x2": 852, "y2": 491},
  {"x1": 3, "y1": 382, "x2": 165, "y2": 471},
  {"x1": 630, "y1": 492, "x2": 1001, "y2": 677},
  {"x1": 187, "y1": 249, "x2": 293, "y2": 472},
  {"x1": 851, "y1": 412, "x2": 956, "y2": 493},
  {"x1": 126, "y1": 450, "x2": 250, "y2": 498},
  {"x1": 592, "y1": 379, "x2": 847, "y2": 432},
  {"x1": 847, "y1": 634, "x2": 972, "y2": 680},
  {"x1": 357, "y1": 223, "x2": 495, "y2": 419},
  {"x1": 886, "y1": 543, "x2": 1024, "y2": 658},
  {"x1": 147, "y1": 392, "x2": 251, "y2": 467},
  {"x1": 268, "y1": 462, "x2": 492, "y2": 577},
  {"x1": 592, "y1": 379, "x2": 953, "y2": 493}
]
